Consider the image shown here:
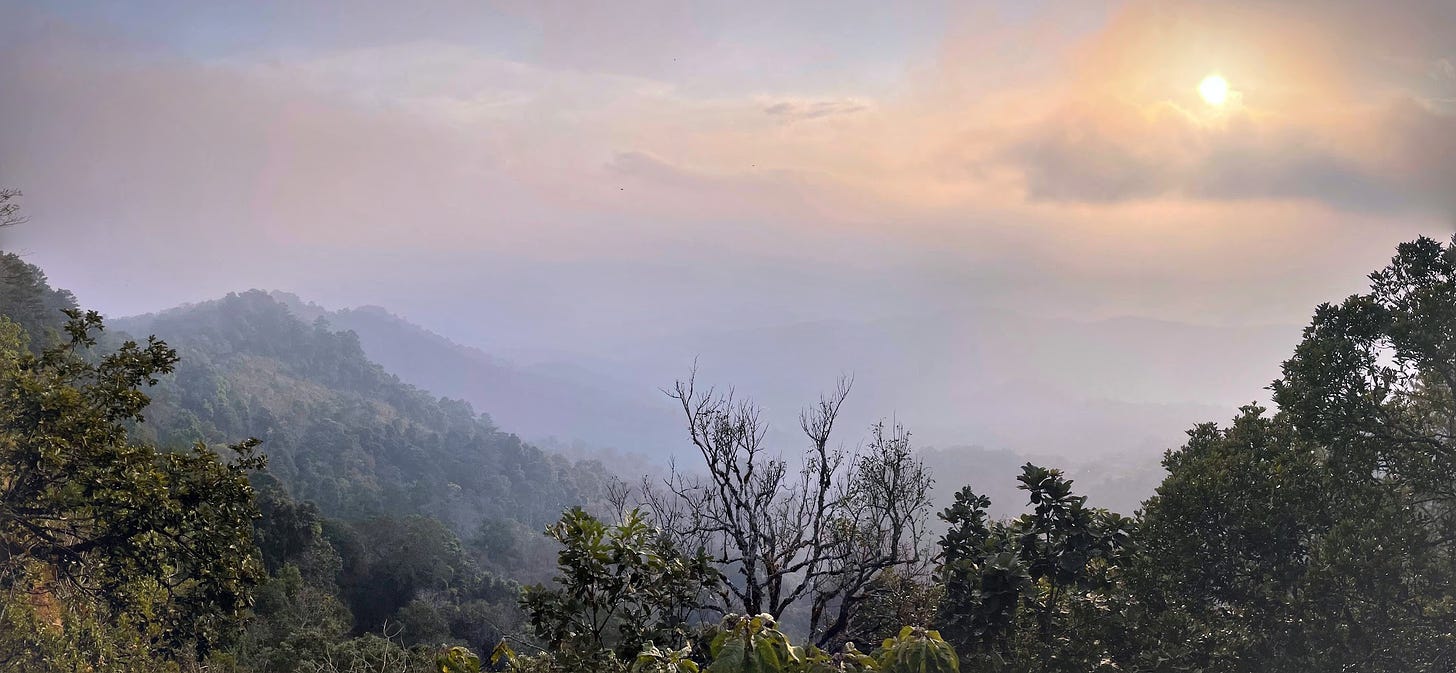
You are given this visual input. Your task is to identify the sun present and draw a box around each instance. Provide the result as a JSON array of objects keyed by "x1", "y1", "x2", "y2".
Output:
[{"x1": 1199, "y1": 74, "x2": 1230, "y2": 106}]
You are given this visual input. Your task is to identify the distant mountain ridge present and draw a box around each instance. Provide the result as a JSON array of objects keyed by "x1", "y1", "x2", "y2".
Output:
[
  {"x1": 541, "y1": 304, "x2": 1300, "y2": 460},
  {"x1": 263, "y1": 291, "x2": 681, "y2": 465},
  {"x1": 247, "y1": 290, "x2": 1296, "y2": 519},
  {"x1": 2, "y1": 248, "x2": 1259, "y2": 541},
  {"x1": 111, "y1": 290, "x2": 616, "y2": 532},
  {"x1": 111, "y1": 282, "x2": 1300, "y2": 523}
]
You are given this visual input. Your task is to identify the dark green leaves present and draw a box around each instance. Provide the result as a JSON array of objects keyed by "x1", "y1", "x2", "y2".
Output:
[
  {"x1": 521, "y1": 507, "x2": 719, "y2": 666},
  {"x1": 936, "y1": 465, "x2": 1130, "y2": 671},
  {"x1": 0, "y1": 310, "x2": 265, "y2": 660}
]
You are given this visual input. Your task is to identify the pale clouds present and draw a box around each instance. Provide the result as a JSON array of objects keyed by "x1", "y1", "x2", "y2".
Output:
[
  {"x1": 762, "y1": 98, "x2": 871, "y2": 121},
  {"x1": 0, "y1": 0, "x2": 1449, "y2": 336}
]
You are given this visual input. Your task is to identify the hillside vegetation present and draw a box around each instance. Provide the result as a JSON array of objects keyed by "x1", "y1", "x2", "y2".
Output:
[
  {"x1": 7, "y1": 234, "x2": 1456, "y2": 672},
  {"x1": 114, "y1": 291, "x2": 615, "y2": 533},
  {"x1": 266, "y1": 291, "x2": 680, "y2": 462}
]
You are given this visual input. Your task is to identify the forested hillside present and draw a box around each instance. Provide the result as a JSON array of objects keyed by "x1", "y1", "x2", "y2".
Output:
[
  {"x1": 0, "y1": 251, "x2": 79, "y2": 347},
  {"x1": 0, "y1": 252, "x2": 604, "y2": 667},
  {"x1": 264, "y1": 291, "x2": 680, "y2": 462},
  {"x1": 113, "y1": 291, "x2": 615, "y2": 532}
]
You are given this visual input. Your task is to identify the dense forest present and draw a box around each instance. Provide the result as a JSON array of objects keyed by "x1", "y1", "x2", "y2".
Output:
[
  {"x1": 112, "y1": 290, "x2": 617, "y2": 535},
  {"x1": 259, "y1": 291, "x2": 681, "y2": 466},
  {"x1": 7, "y1": 186, "x2": 1456, "y2": 671}
]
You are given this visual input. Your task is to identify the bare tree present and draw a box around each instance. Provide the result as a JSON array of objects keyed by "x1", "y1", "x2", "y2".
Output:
[
  {"x1": 0, "y1": 190, "x2": 26, "y2": 229},
  {"x1": 659, "y1": 371, "x2": 849, "y2": 620},
  {"x1": 808, "y1": 421, "x2": 934, "y2": 646},
  {"x1": 653, "y1": 371, "x2": 932, "y2": 647},
  {"x1": 604, "y1": 476, "x2": 635, "y2": 523}
]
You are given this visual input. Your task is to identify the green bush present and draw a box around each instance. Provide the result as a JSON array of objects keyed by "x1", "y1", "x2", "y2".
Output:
[{"x1": 489, "y1": 614, "x2": 958, "y2": 673}]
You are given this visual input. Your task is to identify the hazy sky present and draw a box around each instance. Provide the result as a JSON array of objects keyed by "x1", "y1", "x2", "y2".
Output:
[{"x1": 1, "y1": 0, "x2": 1453, "y2": 355}]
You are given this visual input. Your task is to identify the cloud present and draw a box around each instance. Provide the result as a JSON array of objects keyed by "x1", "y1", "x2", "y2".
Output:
[
  {"x1": 1380, "y1": 98, "x2": 1456, "y2": 220},
  {"x1": 1003, "y1": 100, "x2": 1432, "y2": 213},
  {"x1": 1433, "y1": 59, "x2": 1456, "y2": 83},
  {"x1": 1005, "y1": 102, "x2": 1185, "y2": 204},
  {"x1": 762, "y1": 98, "x2": 870, "y2": 121},
  {"x1": 983, "y1": 0, "x2": 1456, "y2": 218},
  {"x1": 0, "y1": 0, "x2": 1450, "y2": 338}
]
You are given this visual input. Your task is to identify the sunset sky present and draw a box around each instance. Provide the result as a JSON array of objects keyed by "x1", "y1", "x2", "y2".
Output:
[{"x1": 1, "y1": 0, "x2": 1453, "y2": 356}]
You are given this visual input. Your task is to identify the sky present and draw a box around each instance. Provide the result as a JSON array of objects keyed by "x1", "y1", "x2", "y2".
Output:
[{"x1": 0, "y1": 0, "x2": 1453, "y2": 380}]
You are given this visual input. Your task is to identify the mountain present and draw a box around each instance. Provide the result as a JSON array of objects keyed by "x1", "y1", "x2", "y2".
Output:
[
  {"x1": 265, "y1": 292, "x2": 681, "y2": 464},
  {"x1": 566, "y1": 307, "x2": 1298, "y2": 454},
  {"x1": 480, "y1": 305, "x2": 1299, "y2": 518},
  {"x1": 0, "y1": 251, "x2": 80, "y2": 348},
  {"x1": 111, "y1": 290, "x2": 615, "y2": 532},
  {"x1": 255, "y1": 292, "x2": 1184, "y2": 517},
  {"x1": 246, "y1": 291, "x2": 1290, "y2": 519},
  {"x1": 2, "y1": 244, "x2": 1263, "y2": 524}
]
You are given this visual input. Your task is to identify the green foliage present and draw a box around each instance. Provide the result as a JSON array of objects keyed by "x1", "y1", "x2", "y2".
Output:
[
  {"x1": 0, "y1": 249, "x2": 545, "y2": 669},
  {"x1": 228, "y1": 482, "x2": 521, "y2": 671},
  {"x1": 521, "y1": 507, "x2": 719, "y2": 666},
  {"x1": 1123, "y1": 236, "x2": 1456, "y2": 672},
  {"x1": 487, "y1": 613, "x2": 958, "y2": 673},
  {"x1": 705, "y1": 614, "x2": 803, "y2": 673},
  {"x1": 0, "y1": 560, "x2": 180, "y2": 672},
  {"x1": 438, "y1": 645, "x2": 483, "y2": 673},
  {"x1": 847, "y1": 570, "x2": 944, "y2": 649},
  {"x1": 491, "y1": 640, "x2": 612, "y2": 673},
  {"x1": 0, "y1": 251, "x2": 79, "y2": 348},
  {"x1": 304, "y1": 631, "x2": 436, "y2": 672},
  {"x1": 0, "y1": 309, "x2": 264, "y2": 661},
  {"x1": 116, "y1": 290, "x2": 618, "y2": 533},
  {"x1": 936, "y1": 487, "x2": 1018, "y2": 653},
  {"x1": 1129, "y1": 407, "x2": 1330, "y2": 670},
  {"x1": 875, "y1": 627, "x2": 958, "y2": 673},
  {"x1": 227, "y1": 563, "x2": 354, "y2": 671},
  {"x1": 687, "y1": 616, "x2": 954, "y2": 673},
  {"x1": 936, "y1": 465, "x2": 1130, "y2": 672},
  {"x1": 333, "y1": 514, "x2": 511, "y2": 637},
  {"x1": 253, "y1": 477, "x2": 331, "y2": 574},
  {"x1": 633, "y1": 643, "x2": 701, "y2": 673},
  {"x1": 472, "y1": 517, "x2": 528, "y2": 571}
]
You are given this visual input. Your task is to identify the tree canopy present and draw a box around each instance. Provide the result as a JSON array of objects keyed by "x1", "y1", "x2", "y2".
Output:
[{"x1": 0, "y1": 309, "x2": 264, "y2": 667}]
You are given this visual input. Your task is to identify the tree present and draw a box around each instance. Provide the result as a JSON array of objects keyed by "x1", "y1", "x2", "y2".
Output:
[
  {"x1": 1274, "y1": 235, "x2": 1456, "y2": 530},
  {"x1": 1130, "y1": 407, "x2": 1333, "y2": 671},
  {"x1": 811, "y1": 422, "x2": 935, "y2": 648},
  {"x1": 655, "y1": 374, "x2": 933, "y2": 647},
  {"x1": 0, "y1": 310, "x2": 265, "y2": 661},
  {"x1": 936, "y1": 464, "x2": 1131, "y2": 672},
  {"x1": 228, "y1": 563, "x2": 355, "y2": 672},
  {"x1": 0, "y1": 251, "x2": 80, "y2": 346},
  {"x1": 520, "y1": 507, "x2": 719, "y2": 668},
  {"x1": 1126, "y1": 236, "x2": 1456, "y2": 672},
  {"x1": 333, "y1": 515, "x2": 510, "y2": 638},
  {"x1": 253, "y1": 476, "x2": 330, "y2": 575},
  {"x1": 0, "y1": 189, "x2": 26, "y2": 229},
  {"x1": 660, "y1": 374, "x2": 851, "y2": 625}
]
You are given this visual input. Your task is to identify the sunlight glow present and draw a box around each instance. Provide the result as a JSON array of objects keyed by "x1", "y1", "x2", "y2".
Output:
[{"x1": 1199, "y1": 74, "x2": 1230, "y2": 106}]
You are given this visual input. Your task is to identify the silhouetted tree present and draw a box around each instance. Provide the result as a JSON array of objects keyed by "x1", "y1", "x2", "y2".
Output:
[
  {"x1": 0, "y1": 189, "x2": 26, "y2": 229},
  {"x1": 653, "y1": 373, "x2": 934, "y2": 647}
]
